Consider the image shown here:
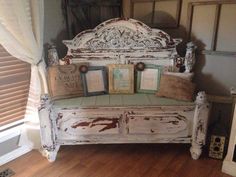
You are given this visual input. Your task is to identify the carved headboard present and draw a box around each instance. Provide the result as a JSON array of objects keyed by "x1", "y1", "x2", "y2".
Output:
[{"x1": 62, "y1": 18, "x2": 183, "y2": 70}]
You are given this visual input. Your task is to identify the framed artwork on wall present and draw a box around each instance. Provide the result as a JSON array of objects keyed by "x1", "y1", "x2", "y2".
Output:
[
  {"x1": 80, "y1": 66, "x2": 108, "y2": 96},
  {"x1": 136, "y1": 64, "x2": 162, "y2": 93},
  {"x1": 108, "y1": 64, "x2": 134, "y2": 94}
]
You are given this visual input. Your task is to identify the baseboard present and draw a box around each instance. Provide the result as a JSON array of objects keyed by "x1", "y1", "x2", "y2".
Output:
[{"x1": 0, "y1": 145, "x2": 32, "y2": 166}]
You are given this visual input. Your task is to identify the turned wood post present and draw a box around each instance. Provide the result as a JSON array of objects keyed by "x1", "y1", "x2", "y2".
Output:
[
  {"x1": 185, "y1": 42, "x2": 197, "y2": 73},
  {"x1": 39, "y1": 94, "x2": 59, "y2": 162},
  {"x1": 190, "y1": 91, "x2": 210, "y2": 159}
]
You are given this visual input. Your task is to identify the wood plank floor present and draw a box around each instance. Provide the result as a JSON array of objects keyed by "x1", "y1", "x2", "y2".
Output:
[{"x1": 0, "y1": 144, "x2": 233, "y2": 177}]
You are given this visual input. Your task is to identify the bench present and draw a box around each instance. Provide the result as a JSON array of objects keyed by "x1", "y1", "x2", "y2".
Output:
[{"x1": 39, "y1": 18, "x2": 210, "y2": 162}]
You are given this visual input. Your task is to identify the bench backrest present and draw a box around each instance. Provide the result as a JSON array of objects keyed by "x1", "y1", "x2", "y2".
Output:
[{"x1": 62, "y1": 18, "x2": 183, "y2": 71}]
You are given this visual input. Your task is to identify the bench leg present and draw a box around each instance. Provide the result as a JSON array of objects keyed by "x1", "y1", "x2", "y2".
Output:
[
  {"x1": 190, "y1": 143, "x2": 202, "y2": 160},
  {"x1": 39, "y1": 94, "x2": 58, "y2": 162},
  {"x1": 41, "y1": 145, "x2": 60, "y2": 162},
  {"x1": 190, "y1": 91, "x2": 210, "y2": 159}
]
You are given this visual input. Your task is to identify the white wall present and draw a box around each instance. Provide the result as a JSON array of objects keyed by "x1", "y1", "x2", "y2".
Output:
[{"x1": 124, "y1": 0, "x2": 236, "y2": 96}]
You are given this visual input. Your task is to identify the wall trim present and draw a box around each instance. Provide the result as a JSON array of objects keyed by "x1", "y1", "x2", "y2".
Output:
[
  {"x1": 0, "y1": 145, "x2": 32, "y2": 166},
  {"x1": 0, "y1": 119, "x2": 24, "y2": 132},
  {"x1": 0, "y1": 125, "x2": 23, "y2": 143}
]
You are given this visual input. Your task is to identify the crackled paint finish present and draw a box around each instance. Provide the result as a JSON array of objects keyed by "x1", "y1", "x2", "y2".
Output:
[
  {"x1": 39, "y1": 19, "x2": 209, "y2": 162},
  {"x1": 39, "y1": 96, "x2": 209, "y2": 162},
  {"x1": 190, "y1": 92, "x2": 210, "y2": 160}
]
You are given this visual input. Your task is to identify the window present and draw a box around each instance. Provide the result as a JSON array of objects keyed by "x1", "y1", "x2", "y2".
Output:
[
  {"x1": 130, "y1": 0, "x2": 182, "y2": 28},
  {"x1": 0, "y1": 45, "x2": 31, "y2": 126}
]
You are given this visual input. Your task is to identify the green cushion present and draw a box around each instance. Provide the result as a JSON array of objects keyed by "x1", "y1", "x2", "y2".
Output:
[{"x1": 53, "y1": 94, "x2": 194, "y2": 108}]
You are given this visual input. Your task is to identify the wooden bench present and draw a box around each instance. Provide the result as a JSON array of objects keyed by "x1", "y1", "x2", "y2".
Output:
[{"x1": 39, "y1": 18, "x2": 210, "y2": 162}]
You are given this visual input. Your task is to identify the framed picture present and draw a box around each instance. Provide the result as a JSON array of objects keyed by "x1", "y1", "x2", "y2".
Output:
[
  {"x1": 108, "y1": 64, "x2": 134, "y2": 94},
  {"x1": 136, "y1": 64, "x2": 162, "y2": 93},
  {"x1": 80, "y1": 66, "x2": 108, "y2": 96}
]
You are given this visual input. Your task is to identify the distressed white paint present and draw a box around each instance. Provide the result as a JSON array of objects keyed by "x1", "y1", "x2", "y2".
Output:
[
  {"x1": 39, "y1": 18, "x2": 209, "y2": 162},
  {"x1": 62, "y1": 18, "x2": 185, "y2": 72},
  {"x1": 190, "y1": 92, "x2": 210, "y2": 159},
  {"x1": 39, "y1": 96, "x2": 209, "y2": 161},
  {"x1": 39, "y1": 95, "x2": 60, "y2": 162}
]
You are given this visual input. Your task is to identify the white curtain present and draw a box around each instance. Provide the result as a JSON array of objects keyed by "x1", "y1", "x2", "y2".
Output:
[{"x1": 0, "y1": 0, "x2": 47, "y2": 149}]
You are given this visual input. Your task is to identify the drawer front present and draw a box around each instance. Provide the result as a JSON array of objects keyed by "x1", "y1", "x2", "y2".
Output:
[
  {"x1": 55, "y1": 108, "x2": 122, "y2": 139},
  {"x1": 125, "y1": 107, "x2": 194, "y2": 135}
]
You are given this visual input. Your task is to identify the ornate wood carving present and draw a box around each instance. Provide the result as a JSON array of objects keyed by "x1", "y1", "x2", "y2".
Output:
[{"x1": 62, "y1": 18, "x2": 182, "y2": 69}]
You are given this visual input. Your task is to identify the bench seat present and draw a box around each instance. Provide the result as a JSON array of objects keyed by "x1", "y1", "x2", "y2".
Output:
[{"x1": 53, "y1": 94, "x2": 194, "y2": 108}]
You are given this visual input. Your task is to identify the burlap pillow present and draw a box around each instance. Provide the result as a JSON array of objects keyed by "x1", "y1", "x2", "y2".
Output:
[
  {"x1": 48, "y1": 63, "x2": 88, "y2": 100},
  {"x1": 156, "y1": 74, "x2": 196, "y2": 101},
  {"x1": 164, "y1": 72, "x2": 194, "y2": 81}
]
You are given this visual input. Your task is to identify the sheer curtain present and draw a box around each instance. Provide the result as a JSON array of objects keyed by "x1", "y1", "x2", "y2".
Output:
[{"x1": 0, "y1": 0, "x2": 47, "y2": 149}]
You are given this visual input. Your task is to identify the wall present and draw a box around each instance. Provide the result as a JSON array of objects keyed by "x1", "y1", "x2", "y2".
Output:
[
  {"x1": 123, "y1": 0, "x2": 236, "y2": 96},
  {"x1": 123, "y1": 0, "x2": 236, "y2": 129},
  {"x1": 44, "y1": 0, "x2": 67, "y2": 58}
]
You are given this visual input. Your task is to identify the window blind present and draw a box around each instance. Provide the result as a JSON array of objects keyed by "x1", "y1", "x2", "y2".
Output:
[{"x1": 0, "y1": 45, "x2": 31, "y2": 126}]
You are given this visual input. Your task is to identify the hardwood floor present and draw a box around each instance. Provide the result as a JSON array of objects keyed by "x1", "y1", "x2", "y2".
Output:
[{"x1": 0, "y1": 144, "x2": 233, "y2": 177}]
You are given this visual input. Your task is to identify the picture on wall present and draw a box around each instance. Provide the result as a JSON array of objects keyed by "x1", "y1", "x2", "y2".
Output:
[{"x1": 108, "y1": 64, "x2": 134, "y2": 94}]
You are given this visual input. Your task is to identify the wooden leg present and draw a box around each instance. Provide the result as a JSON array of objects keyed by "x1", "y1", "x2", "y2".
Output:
[
  {"x1": 41, "y1": 145, "x2": 60, "y2": 162},
  {"x1": 191, "y1": 92, "x2": 210, "y2": 160},
  {"x1": 39, "y1": 94, "x2": 58, "y2": 162},
  {"x1": 190, "y1": 143, "x2": 202, "y2": 160}
]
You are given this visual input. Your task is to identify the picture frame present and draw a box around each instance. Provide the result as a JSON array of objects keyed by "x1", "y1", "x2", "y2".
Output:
[
  {"x1": 136, "y1": 64, "x2": 162, "y2": 93},
  {"x1": 80, "y1": 66, "x2": 108, "y2": 96},
  {"x1": 108, "y1": 64, "x2": 134, "y2": 94}
]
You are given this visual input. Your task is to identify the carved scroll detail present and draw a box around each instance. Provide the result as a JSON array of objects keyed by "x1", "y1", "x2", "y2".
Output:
[{"x1": 63, "y1": 18, "x2": 182, "y2": 56}]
